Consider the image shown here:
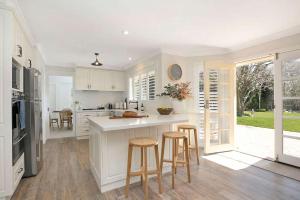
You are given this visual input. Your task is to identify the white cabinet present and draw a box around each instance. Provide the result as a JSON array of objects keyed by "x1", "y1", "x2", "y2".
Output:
[
  {"x1": 12, "y1": 154, "x2": 24, "y2": 191},
  {"x1": 90, "y1": 69, "x2": 106, "y2": 90},
  {"x1": 75, "y1": 68, "x2": 90, "y2": 90},
  {"x1": 75, "y1": 111, "x2": 109, "y2": 139},
  {"x1": 113, "y1": 71, "x2": 126, "y2": 91},
  {"x1": 23, "y1": 37, "x2": 34, "y2": 68},
  {"x1": 13, "y1": 18, "x2": 34, "y2": 68},
  {"x1": 74, "y1": 68, "x2": 126, "y2": 91},
  {"x1": 13, "y1": 19, "x2": 25, "y2": 66}
]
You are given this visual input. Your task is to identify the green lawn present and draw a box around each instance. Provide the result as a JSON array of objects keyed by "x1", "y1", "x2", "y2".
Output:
[{"x1": 237, "y1": 111, "x2": 300, "y2": 132}]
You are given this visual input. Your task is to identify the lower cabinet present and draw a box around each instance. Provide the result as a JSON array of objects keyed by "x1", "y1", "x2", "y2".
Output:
[
  {"x1": 75, "y1": 111, "x2": 109, "y2": 139},
  {"x1": 12, "y1": 154, "x2": 24, "y2": 191}
]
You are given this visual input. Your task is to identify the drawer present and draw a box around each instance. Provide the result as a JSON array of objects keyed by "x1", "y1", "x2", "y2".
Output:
[
  {"x1": 78, "y1": 128, "x2": 90, "y2": 136},
  {"x1": 13, "y1": 153, "x2": 24, "y2": 190}
]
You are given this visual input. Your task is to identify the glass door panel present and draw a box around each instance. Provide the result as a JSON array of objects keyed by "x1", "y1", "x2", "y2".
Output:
[
  {"x1": 275, "y1": 50, "x2": 300, "y2": 167},
  {"x1": 204, "y1": 66, "x2": 234, "y2": 154}
]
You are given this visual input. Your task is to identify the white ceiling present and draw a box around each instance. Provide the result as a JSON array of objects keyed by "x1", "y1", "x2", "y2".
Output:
[{"x1": 17, "y1": 0, "x2": 300, "y2": 69}]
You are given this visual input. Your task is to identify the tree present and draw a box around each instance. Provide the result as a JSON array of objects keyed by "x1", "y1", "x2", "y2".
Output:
[{"x1": 236, "y1": 61, "x2": 273, "y2": 116}]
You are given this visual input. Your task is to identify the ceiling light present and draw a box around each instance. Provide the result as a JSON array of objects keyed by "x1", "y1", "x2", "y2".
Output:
[
  {"x1": 123, "y1": 30, "x2": 129, "y2": 35},
  {"x1": 128, "y1": 57, "x2": 132, "y2": 61},
  {"x1": 91, "y1": 53, "x2": 103, "y2": 66}
]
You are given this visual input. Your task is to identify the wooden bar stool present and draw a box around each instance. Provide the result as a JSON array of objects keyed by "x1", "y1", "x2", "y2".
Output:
[
  {"x1": 125, "y1": 137, "x2": 162, "y2": 200},
  {"x1": 160, "y1": 131, "x2": 191, "y2": 189},
  {"x1": 178, "y1": 125, "x2": 200, "y2": 165}
]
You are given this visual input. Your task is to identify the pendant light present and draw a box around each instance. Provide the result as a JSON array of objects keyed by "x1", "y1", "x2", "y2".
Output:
[{"x1": 91, "y1": 53, "x2": 102, "y2": 66}]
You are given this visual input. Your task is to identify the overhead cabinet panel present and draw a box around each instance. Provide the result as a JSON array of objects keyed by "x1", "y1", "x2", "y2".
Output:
[
  {"x1": 75, "y1": 68, "x2": 90, "y2": 90},
  {"x1": 74, "y1": 68, "x2": 126, "y2": 91}
]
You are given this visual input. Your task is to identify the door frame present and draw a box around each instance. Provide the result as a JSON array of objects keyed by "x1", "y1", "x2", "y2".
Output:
[{"x1": 274, "y1": 50, "x2": 300, "y2": 167}]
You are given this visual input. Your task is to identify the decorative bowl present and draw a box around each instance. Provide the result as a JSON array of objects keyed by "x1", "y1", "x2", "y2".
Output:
[{"x1": 157, "y1": 108, "x2": 173, "y2": 115}]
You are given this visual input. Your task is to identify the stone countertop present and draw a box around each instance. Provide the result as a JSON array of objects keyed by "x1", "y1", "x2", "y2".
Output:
[{"x1": 87, "y1": 114, "x2": 189, "y2": 132}]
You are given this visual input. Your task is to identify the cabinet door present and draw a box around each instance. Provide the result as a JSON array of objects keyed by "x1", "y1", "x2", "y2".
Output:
[
  {"x1": 111, "y1": 71, "x2": 126, "y2": 91},
  {"x1": 13, "y1": 19, "x2": 25, "y2": 66},
  {"x1": 23, "y1": 37, "x2": 33, "y2": 68},
  {"x1": 90, "y1": 69, "x2": 106, "y2": 91},
  {"x1": 75, "y1": 68, "x2": 90, "y2": 90}
]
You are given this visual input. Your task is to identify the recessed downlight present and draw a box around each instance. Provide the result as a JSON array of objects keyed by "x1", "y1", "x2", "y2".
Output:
[
  {"x1": 123, "y1": 30, "x2": 129, "y2": 35},
  {"x1": 128, "y1": 57, "x2": 132, "y2": 61}
]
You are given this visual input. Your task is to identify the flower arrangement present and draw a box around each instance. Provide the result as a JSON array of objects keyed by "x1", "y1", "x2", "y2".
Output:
[{"x1": 157, "y1": 82, "x2": 192, "y2": 101}]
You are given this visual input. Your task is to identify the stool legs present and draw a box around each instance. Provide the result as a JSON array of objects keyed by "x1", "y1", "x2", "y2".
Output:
[
  {"x1": 126, "y1": 143, "x2": 162, "y2": 200},
  {"x1": 143, "y1": 147, "x2": 148, "y2": 199},
  {"x1": 140, "y1": 147, "x2": 143, "y2": 185},
  {"x1": 160, "y1": 136, "x2": 165, "y2": 173},
  {"x1": 184, "y1": 138, "x2": 191, "y2": 183},
  {"x1": 194, "y1": 129, "x2": 200, "y2": 165},
  {"x1": 125, "y1": 144, "x2": 133, "y2": 198},
  {"x1": 154, "y1": 145, "x2": 163, "y2": 194},
  {"x1": 172, "y1": 138, "x2": 176, "y2": 189}
]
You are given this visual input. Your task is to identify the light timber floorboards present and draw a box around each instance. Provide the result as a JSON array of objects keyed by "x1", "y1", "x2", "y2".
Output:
[{"x1": 11, "y1": 138, "x2": 300, "y2": 200}]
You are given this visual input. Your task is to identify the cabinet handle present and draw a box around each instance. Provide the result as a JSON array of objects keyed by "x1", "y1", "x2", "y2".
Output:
[
  {"x1": 18, "y1": 167, "x2": 23, "y2": 174},
  {"x1": 17, "y1": 45, "x2": 23, "y2": 57},
  {"x1": 28, "y1": 59, "x2": 32, "y2": 68}
]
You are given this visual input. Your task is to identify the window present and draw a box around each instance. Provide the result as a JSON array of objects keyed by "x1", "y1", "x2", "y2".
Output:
[
  {"x1": 133, "y1": 76, "x2": 140, "y2": 100},
  {"x1": 129, "y1": 70, "x2": 156, "y2": 101},
  {"x1": 148, "y1": 71, "x2": 156, "y2": 100},
  {"x1": 198, "y1": 72, "x2": 205, "y2": 111}
]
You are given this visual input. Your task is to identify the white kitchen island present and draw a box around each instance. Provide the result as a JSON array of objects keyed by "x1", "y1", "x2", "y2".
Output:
[{"x1": 88, "y1": 114, "x2": 189, "y2": 192}]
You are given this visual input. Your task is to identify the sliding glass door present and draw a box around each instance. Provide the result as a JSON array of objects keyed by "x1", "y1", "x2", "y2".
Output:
[{"x1": 275, "y1": 50, "x2": 300, "y2": 167}]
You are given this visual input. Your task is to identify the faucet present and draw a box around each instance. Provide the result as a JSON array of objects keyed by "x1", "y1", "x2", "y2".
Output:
[{"x1": 129, "y1": 100, "x2": 139, "y2": 111}]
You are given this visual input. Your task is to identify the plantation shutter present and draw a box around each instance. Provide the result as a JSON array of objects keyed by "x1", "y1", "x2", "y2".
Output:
[
  {"x1": 133, "y1": 76, "x2": 140, "y2": 100},
  {"x1": 198, "y1": 72, "x2": 205, "y2": 110},
  {"x1": 209, "y1": 70, "x2": 218, "y2": 112},
  {"x1": 141, "y1": 74, "x2": 147, "y2": 100},
  {"x1": 148, "y1": 71, "x2": 156, "y2": 100}
]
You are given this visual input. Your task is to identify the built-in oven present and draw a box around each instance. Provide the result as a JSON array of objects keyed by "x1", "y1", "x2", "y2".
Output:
[
  {"x1": 12, "y1": 59, "x2": 23, "y2": 92},
  {"x1": 12, "y1": 92, "x2": 27, "y2": 165}
]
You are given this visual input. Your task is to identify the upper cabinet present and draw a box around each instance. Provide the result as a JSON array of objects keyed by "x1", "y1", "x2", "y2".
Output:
[
  {"x1": 13, "y1": 19, "x2": 25, "y2": 66},
  {"x1": 13, "y1": 18, "x2": 34, "y2": 68},
  {"x1": 74, "y1": 68, "x2": 126, "y2": 91}
]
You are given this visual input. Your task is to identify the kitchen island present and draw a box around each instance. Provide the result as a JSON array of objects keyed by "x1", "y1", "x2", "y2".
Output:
[{"x1": 88, "y1": 114, "x2": 189, "y2": 192}]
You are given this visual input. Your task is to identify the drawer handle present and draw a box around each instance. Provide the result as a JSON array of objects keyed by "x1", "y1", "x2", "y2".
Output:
[{"x1": 18, "y1": 167, "x2": 23, "y2": 174}]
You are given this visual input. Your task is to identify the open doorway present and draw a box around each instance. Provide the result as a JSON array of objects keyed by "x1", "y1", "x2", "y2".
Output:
[
  {"x1": 48, "y1": 75, "x2": 74, "y2": 138},
  {"x1": 235, "y1": 60, "x2": 275, "y2": 160}
]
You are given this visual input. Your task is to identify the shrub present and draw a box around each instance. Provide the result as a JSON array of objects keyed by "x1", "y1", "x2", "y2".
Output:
[{"x1": 255, "y1": 109, "x2": 267, "y2": 112}]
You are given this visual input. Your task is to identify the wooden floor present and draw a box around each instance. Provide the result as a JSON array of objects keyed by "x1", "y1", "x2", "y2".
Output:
[{"x1": 12, "y1": 138, "x2": 300, "y2": 200}]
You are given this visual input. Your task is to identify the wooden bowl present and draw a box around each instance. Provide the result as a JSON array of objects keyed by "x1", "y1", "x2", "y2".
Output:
[
  {"x1": 122, "y1": 111, "x2": 138, "y2": 117},
  {"x1": 157, "y1": 108, "x2": 173, "y2": 115}
]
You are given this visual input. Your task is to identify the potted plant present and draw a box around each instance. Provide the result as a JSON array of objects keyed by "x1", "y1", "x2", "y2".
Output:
[{"x1": 157, "y1": 82, "x2": 192, "y2": 114}]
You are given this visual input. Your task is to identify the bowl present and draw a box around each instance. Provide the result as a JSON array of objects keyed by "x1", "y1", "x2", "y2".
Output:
[{"x1": 157, "y1": 108, "x2": 173, "y2": 115}]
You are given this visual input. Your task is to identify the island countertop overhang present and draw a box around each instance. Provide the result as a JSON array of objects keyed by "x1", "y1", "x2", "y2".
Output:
[{"x1": 88, "y1": 114, "x2": 189, "y2": 132}]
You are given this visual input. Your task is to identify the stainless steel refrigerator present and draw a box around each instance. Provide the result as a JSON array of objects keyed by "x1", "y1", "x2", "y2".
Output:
[{"x1": 23, "y1": 68, "x2": 43, "y2": 177}]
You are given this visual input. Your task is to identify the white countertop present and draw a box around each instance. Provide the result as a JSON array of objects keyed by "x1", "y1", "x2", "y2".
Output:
[
  {"x1": 88, "y1": 114, "x2": 189, "y2": 131},
  {"x1": 76, "y1": 109, "x2": 129, "y2": 113}
]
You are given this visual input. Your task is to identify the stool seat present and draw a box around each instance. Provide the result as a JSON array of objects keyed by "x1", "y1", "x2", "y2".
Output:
[
  {"x1": 178, "y1": 124, "x2": 197, "y2": 129},
  {"x1": 163, "y1": 131, "x2": 187, "y2": 138},
  {"x1": 129, "y1": 137, "x2": 158, "y2": 147}
]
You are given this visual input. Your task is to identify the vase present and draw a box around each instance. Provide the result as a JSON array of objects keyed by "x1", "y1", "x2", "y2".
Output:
[{"x1": 172, "y1": 99, "x2": 187, "y2": 114}]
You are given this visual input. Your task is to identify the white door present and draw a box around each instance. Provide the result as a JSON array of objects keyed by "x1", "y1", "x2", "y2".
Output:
[
  {"x1": 204, "y1": 63, "x2": 235, "y2": 154},
  {"x1": 275, "y1": 50, "x2": 300, "y2": 167}
]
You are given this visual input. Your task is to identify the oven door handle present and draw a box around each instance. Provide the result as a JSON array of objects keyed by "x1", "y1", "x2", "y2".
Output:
[{"x1": 13, "y1": 133, "x2": 27, "y2": 145}]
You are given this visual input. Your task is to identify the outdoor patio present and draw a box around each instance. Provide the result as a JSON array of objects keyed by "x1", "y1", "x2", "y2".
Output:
[{"x1": 236, "y1": 125, "x2": 300, "y2": 160}]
